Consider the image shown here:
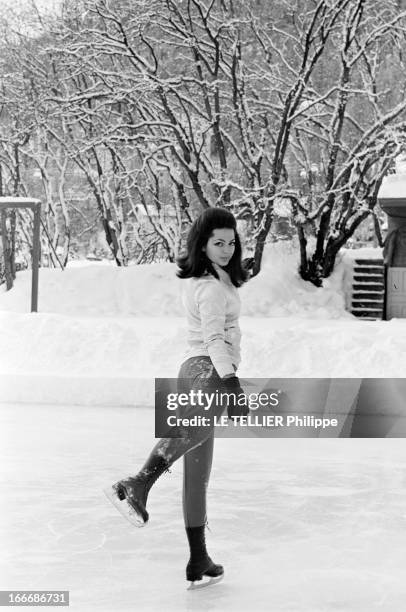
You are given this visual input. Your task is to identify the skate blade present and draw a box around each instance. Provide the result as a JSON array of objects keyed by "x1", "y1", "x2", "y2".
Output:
[
  {"x1": 103, "y1": 485, "x2": 146, "y2": 528},
  {"x1": 187, "y1": 574, "x2": 224, "y2": 590}
]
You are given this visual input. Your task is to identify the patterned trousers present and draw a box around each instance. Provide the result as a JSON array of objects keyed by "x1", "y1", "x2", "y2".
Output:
[
  {"x1": 175, "y1": 356, "x2": 229, "y2": 527},
  {"x1": 148, "y1": 356, "x2": 229, "y2": 527}
]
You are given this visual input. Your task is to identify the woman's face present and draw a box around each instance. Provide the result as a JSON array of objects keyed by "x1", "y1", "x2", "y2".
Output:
[{"x1": 203, "y1": 228, "x2": 236, "y2": 267}]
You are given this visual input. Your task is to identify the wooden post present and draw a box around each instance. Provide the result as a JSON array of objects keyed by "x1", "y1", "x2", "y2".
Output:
[
  {"x1": 0, "y1": 209, "x2": 13, "y2": 290},
  {"x1": 31, "y1": 203, "x2": 41, "y2": 312},
  {"x1": 0, "y1": 198, "x2": 41, "y2": 312}
]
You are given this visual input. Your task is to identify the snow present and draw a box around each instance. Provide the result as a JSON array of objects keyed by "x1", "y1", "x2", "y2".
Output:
[
  {"x1": 0, "y1": 262, "x2": 184, "y2": 317},
  {"x1": 0, "y1": 241, "x2": 349, "y2": 318},
  {"x1": 0, "y1": 241, "x2": 404, "y2": 407},
  {"x1": 341, "y1": 246, "x2": 383, "y2": 260},
  {"x1": 378, "y1": 174, "x2": 406, "y2": 200},
  {"x1": 273, "y1": 197, "x2": 292, "y2": 217},
  {"x1": 1, "y1": 314, "x2": 405, "y2": 407},
  {"x1": 0, "y1": 197, "x2": 41, "y2": 204},
  {"x1": 395, "y1": 155, "x2": 406, "y2": 174}
]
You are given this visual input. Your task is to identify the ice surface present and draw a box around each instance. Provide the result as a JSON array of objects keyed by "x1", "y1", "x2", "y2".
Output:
[{"x1": 1, "y1": 403, "x2": 406, "y2": 611}]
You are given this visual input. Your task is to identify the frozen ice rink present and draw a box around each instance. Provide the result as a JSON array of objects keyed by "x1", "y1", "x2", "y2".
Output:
[{"x1": 2, "y1": 403, "x2": 406, "y2": 612}]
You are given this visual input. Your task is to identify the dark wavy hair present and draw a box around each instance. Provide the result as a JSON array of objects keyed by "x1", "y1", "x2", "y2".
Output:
[{"x1": 176, "y1": 207, "x2": 249, "y2": 287}]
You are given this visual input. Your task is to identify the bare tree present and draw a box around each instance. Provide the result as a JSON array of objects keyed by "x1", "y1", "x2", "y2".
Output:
[
  {"x1": 61, "y1": 0, "x2": 360, "y2": 275},
  {"x1": 287, "y1": 0, "x2": 406, "y2": 284},
  {"x1": 2, "y1": 0, "x2": 406, "y2": 281}
]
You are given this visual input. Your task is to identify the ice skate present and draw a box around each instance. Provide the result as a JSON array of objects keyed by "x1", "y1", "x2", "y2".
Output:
[
  {"x1": 185, "y1": 525, "x2": 224, "y2": 588},
  {"x1": 104, "y1": 453, "x2": 171, "y2": 527},
  {"x1": 186, "y1": 556, "x2": 224, "y2": 582},
  {"x1": 103, "y1": 476, "x2": 148, "y2": 527}
]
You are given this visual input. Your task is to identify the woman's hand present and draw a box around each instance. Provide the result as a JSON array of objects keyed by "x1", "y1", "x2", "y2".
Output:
[
  {"x1": 222, "y1": 364, "x2": 237, "y2": 379},
  {"x1": 221, "y1": 375, "x2": 250, "y2": 418}
]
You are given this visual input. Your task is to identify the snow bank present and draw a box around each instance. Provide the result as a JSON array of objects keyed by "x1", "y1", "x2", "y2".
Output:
[
  {"x1": 1, "y1": 242, "x2": 405, "y2": 407},
  {"x1": 0, "y1": 241, "x2": 351, "y2": 319},
  {"x1": 0, "y1": 262, "x2": 185, "y2": 317},
  {"x1": 1, "y1": 313, "x2": 405, "y2": 406},
  {"x1": 241, "y1": 242, "x2": 352, "y2": 319}
]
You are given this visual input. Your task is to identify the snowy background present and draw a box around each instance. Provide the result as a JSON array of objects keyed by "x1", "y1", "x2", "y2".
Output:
[
  {"x1": 1, "y1": 241, "x2": 406, "y2": 612},
  {"x1": 1, "y1": 241, "x2": 404, "y2": 407}
]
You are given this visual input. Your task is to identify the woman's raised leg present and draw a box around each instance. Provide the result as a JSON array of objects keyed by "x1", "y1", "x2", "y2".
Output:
[{"x1": 105, "y1": 357, "x2": 224, "y2": 527}]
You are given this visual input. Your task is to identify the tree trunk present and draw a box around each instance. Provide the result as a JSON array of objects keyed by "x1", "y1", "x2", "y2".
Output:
[
  {"x1": 101, "y1": 209, "x2": 124, "y2": 266},
  {"x1": 300, "y1": 254, "x2": 323, "y2": 287},
  {"x1": 251, "y1": 208, "x2": 274, "y2": 277},
  {"x1": 373, "y1": 213, "x2": 384, "y2": 248},
  {"x1": 297, "y1": 226, "x2": 308, "y2": 280}
]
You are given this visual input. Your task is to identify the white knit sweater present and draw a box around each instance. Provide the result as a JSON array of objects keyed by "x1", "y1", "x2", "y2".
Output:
[{"x1": 180, "y1": 262, "x2": 241, "y2": 378}]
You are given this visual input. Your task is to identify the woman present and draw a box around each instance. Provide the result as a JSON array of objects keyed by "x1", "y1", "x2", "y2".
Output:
[{"x1": 105, "y1": 207, "x2": 250, "y2": 585}]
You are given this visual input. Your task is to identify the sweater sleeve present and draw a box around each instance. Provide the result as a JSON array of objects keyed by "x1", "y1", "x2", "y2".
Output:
[
  {"x1": 194, "y1": 279, "x2": 236, "y2": 379},
  {"x1": 232, "y1": 320, "x2": 241, "y2": 368}
]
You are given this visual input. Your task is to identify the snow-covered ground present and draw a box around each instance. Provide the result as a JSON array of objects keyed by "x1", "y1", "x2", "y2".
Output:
[
  {"x1": 1, "y1": 240, "x2": 352, "y2": 318},
  {"x1": 1, "y1": 242, "x2": 404, "y2": 406}
]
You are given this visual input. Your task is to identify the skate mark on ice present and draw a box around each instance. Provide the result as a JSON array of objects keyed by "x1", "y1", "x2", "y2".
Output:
[{"x1": 47, "y1": 519, "x2": 107, "y2": 555}]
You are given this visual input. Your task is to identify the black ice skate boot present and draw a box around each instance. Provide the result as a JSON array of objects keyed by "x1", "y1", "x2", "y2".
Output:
[
  {"x1": 185, "y1": 525, "x2": 224, "y2": 584},
  {"x1": 104, "y1": 453, "x2": 171, "y2": 527}
]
